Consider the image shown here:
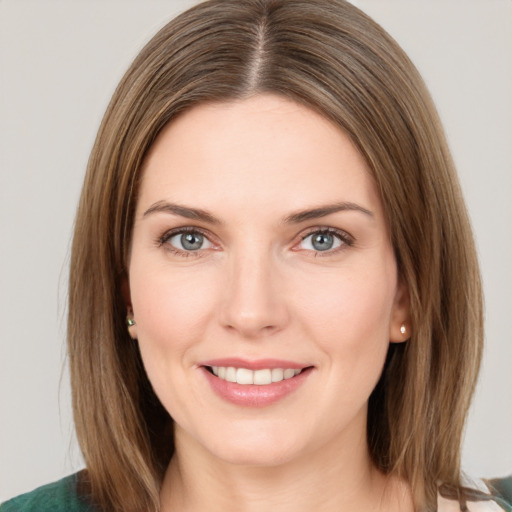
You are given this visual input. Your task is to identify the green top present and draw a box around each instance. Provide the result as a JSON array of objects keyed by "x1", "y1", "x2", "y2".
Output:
[
  {"x1": 0, "y1": 474, "x2": 96, "y2": 512},
  {"x1": 486, "y1": 477, "x2": 512, "y2": 512},
  {"x1": 2, "y1": 473, "x2": 511, "y2": 511}
]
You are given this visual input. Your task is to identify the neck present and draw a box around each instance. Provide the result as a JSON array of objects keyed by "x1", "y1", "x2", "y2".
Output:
[{"x1": 159, "y1": 424, "x2": 412, "y2": 512}]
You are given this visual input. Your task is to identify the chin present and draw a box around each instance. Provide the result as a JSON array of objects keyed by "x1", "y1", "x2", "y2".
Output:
[
  {"x1": 213, "y1": 444, "x2": 298, "y2": 468},
  {"x1": 196, "y1": 424, "x2": 304, "y2": 468}
]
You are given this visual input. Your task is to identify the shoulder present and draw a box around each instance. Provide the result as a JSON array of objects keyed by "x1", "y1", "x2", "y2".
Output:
[
  {"x1": 0, "y1": 473, "x2": 97, "y2": 512},
  {"x1": 438, "y1": 495, "x2": 509, "y2": 512},
  {"x1": 438, "y1": 475, "x2": 512, "y2": 512},
  {"x1": 485, "y1": 475, "x2": 512, "y2": 512}
]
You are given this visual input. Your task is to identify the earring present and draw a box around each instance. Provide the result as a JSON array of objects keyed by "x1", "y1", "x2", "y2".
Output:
[
  {"x1": 400, "y1": 324, "x2": 406, "y2": 335},
  {"x1": 126, "y1": 316, "x2": 136, "y2": 327}
]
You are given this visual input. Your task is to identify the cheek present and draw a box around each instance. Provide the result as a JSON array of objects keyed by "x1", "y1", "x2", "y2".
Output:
[
  {"x1": 128, "y1": 262, "x2": 221, "y2": 419},
  {"x1": 298, "y1": 261, "x2": 394, "y2": 326},
  {"x1": 292, "y1": 261, "x2": 396, "y2": 372},
  {"x1": 129, "y1": 260, "x2": 219, "y2": 362}
]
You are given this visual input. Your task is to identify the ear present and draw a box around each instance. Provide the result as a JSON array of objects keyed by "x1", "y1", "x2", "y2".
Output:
[
  {"x1": 121, "y1": 274, "x2": 138, "y2": 340},
  {"x1": 389, "y1": 278, "x2": 411, "y2": 343}
]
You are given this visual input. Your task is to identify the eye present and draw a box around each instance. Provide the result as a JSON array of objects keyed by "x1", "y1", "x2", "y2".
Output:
[
  {"x1": 298, "y1": 229, "x2": 349, "y2": 252},
  {"x1": 164, "y1": 230, "x2": 213, "y2": 252}
]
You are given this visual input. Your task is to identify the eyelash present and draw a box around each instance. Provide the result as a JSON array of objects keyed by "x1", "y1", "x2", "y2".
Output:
[
  {"x1": 157, "y1": 226, "x2": 354, "y2": 258},
  {"x1": 158, "y1": 227, "x2": 214, "y2": 258},
  {"x1": 298, "y1": 227, "x2": 354, "y2": 256}
]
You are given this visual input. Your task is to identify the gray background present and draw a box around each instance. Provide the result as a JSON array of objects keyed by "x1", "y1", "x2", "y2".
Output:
[{"x1": 1, "y1": 0, "x2": 511, "y2": 501}]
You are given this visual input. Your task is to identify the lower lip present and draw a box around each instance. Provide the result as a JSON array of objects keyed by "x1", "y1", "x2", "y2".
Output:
[{"x1": 202, "y1": 367, "x2": 312, "y2": 407}]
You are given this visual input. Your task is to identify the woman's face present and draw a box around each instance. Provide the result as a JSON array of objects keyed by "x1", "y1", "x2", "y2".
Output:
[{"x1": 127, "y1": 94, "x2": 409, "y2": 467}]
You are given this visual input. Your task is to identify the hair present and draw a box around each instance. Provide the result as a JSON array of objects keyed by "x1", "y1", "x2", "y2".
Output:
[{"x1": 68, "y1": 1, "x2": 483, "y2": 511}]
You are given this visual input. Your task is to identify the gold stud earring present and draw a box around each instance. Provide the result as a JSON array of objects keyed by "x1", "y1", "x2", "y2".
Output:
[
  {"x1": 400, "y1": 324, "x2": 406, "y2": 335},
  {"x1": 126, "y1": 316, "x2": 136, "y2": 327}
]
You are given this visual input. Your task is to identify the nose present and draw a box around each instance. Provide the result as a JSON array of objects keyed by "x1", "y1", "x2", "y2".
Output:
[{"x1": 218, "y1": 251, "x2": 289, "y2": 339}]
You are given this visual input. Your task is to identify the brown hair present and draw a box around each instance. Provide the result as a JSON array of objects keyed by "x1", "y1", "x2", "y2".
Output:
[{"x1": 68, "y1": 1, "x2": 483, "y2": 510}]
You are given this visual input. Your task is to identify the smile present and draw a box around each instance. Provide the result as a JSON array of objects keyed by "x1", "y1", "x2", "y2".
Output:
[
  {"x1": 202, "y1": 361, "x2": 313, "y2": 407},
  {"x1": 209, "y1": 366, "x2": 302, "y2": 385}
]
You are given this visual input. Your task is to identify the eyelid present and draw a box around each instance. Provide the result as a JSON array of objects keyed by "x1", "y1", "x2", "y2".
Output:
[
  {"x1": 295, "y1": 226, "x2": 354, "y2": 253},
  {"x1": 159, "y1": 225, "x2": 211, "y2": 243},
  {"x1": 158, "y1": 226, "x2": 218, "y2": 257},
  {"x1": 156, "y1": 225, "x2": 354, "y2": 257}
]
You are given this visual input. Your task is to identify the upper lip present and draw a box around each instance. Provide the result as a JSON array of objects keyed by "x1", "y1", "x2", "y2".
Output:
[{"x1": 200, "y1": 358, "x2": 310, "y2": 370}]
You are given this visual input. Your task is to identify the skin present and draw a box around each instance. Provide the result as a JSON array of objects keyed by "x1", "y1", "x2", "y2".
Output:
[{"x1": 126, "y1": 94, "x2": 412, "y2": 511}]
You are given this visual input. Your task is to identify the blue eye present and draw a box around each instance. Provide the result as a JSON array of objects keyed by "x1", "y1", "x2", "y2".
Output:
[
  {"x1": 166, "y1": 231, "x2": 213, "y2": 251},
  {"x1": 299, "y1": 230, "x2": 345, "y2": 252}
]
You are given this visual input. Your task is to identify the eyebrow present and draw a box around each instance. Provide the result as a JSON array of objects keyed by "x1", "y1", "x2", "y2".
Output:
[
  {"x1": 143, "y1": 201, "x2": 221, "y2": 224},
  {"x1": 284, "y1": 202, "x2": 374, "y2": 223},
  {"x1": 143, "y1": 200, "x2": 373, "y2": 225}
]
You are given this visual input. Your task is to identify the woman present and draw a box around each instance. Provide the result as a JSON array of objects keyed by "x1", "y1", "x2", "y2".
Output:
[{"x1": 1, "y1": 1, "x2": 510, "y2": 511}]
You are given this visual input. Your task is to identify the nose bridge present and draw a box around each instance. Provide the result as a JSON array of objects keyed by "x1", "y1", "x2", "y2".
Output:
[{"x1": 219, "y1": 243, "x2": 288, "y2": 337}]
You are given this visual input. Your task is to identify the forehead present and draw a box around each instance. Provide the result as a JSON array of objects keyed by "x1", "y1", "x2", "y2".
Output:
[{"x1": 137, "y1": 94, "x2": 382, "y2": 219}]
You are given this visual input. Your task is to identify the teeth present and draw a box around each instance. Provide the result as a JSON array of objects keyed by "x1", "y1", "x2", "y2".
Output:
[
  {"x1": 253, "y1": 369, "x2": 271, "y2": 385},
  {"x1": 236, "y1": 368, "x2": 253, "y2": 385},
  {"x1": 271, "y1": 368, "x2": 283, "y2": 382},
  {"x1": 209, "y1": 366, "x2": 303, "y2": 385},
  {"x1": 283, "y1": 369, "x2": 295, "y2": 379},
  {"x1": 225, "y1": 366, "x2": 237, "y2": 383}
]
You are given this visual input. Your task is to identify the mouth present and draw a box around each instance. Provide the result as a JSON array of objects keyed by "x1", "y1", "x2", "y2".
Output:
[
  {"x1": 200, "y1": 358, "x2": 314, "y2": 406},
  {"x1": 204, "y1": 365, "x2": 309, "y2": 385}
]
